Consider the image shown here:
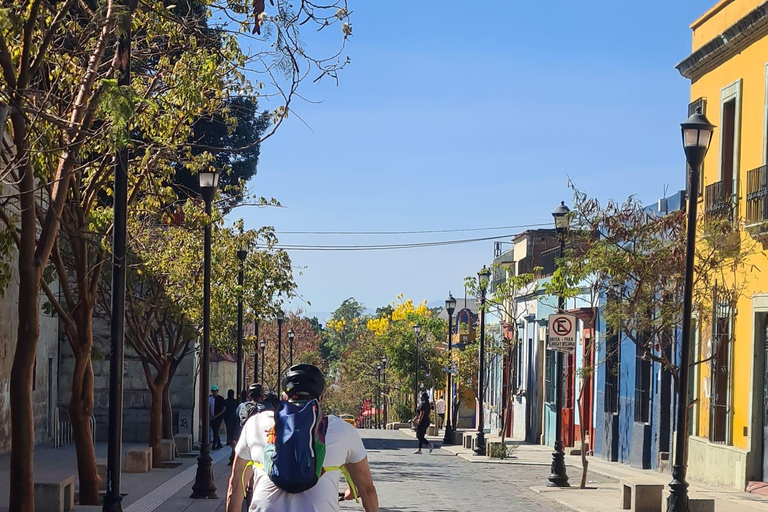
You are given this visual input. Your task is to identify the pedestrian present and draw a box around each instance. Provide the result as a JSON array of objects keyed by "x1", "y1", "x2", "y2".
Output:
[
  {"x1": 225, "y1": 389, "x2": 239, "y2": 446},
  {"x1": 211, "y1": 385, "x2": 226, "y2": 450},
  {"x1": 413, "y1": 392, "x2": 433, "y2": 454},
  {"x1": 434, "y1": 396, "x2": 446, "y2": 430},
  {"x1": 225, "y1": 364, "x2": 379, "y2": 512}
]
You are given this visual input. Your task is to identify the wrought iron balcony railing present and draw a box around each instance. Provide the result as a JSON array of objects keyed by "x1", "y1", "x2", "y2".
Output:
[
  {"x1": 746, "y1": 165, "x2": 768, "y2": 224},
  {"x1": 704, "y1": 179, "x2": 738, "y2": 217}
]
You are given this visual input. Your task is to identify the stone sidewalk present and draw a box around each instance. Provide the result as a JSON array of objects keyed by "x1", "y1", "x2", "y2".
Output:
[{"x1": 402, "y1": 428, "x2": 768, "y2": 512}]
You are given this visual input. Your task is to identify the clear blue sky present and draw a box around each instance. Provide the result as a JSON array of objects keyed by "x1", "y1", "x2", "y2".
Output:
[{"x1": 233, "y1": 0, "x2": 716, "y2": 321}]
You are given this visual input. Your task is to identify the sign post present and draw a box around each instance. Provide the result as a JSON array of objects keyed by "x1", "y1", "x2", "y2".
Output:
[{"x1": 547, "y1": 314, "x2": 576, "y2": 353}]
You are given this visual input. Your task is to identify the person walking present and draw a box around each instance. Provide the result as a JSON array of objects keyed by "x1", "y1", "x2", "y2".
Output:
[
  {"x1": 434, "y1": 396, "x2": 446, "y2": 430},
  {"x1": 225, "y1": 364, "x2": 379, "y2": 512},
  {"x1": 414, "y1": 392, "x2": 433, "y2": 454},
  {"x1": 224, "y1": 389, "x2": 240, "y2": 446},
  {"x1": 211, "y1": 385, "x2": 226, "y2": 450}
]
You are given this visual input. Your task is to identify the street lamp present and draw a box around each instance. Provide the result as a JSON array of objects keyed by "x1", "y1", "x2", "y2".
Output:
[
  {"x1": 276, "y1": 309, "x2": 284, "y2": 389},
  {"x1": 381, "y1": 356, "x2": 388, "y2": 427},
  {"x1": 668, "y1": 110, "x2": 715, "y2": 512},
  {"x1": 287, "y1": 328, "x2": 295, "y2": 367},
  {"x1": 236, "y1": 245, "x2": 247, "y2": 397},
  {"x1": 548, "y1": 201, "x2": 571, "y2": 487},
  {"x1": 191, "y1": 168, "x2": 220, "y2": 499},
  {"x1": 443, "y1": 292, "x2": 457, "y2": 445},
  {"x1": 375, "y1": 363, "x2": 382, "y2": 429},
  {"x1": 413, "y1": 324, "x2": 422, "y2": 413},
  {"x1": 259, "y1": 338, "x2": 267, "y2": 385},
  {"x1": 475, "y1": 266, "x2": 491, "y2": 456},
  {"x1": 252, "y1": 321, "x2": 259, "y2": 383}
]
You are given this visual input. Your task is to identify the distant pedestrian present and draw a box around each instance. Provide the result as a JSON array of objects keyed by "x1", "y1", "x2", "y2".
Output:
[
  {"x1": 211, "y1": 385, "x2": 226, "y2": 449},
  {"x1": 434, "y1": 397, "x2": 446, "y2": 429},
  {"x1": 225, "y1": 389, "x2": 239, "y2": 445},
  {"x1": 413, "y1": 392, "x2": 433, "y2": 454}
]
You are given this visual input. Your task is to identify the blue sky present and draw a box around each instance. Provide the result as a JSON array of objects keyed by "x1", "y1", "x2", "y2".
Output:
[{"x1": 232, "y1": 0, "x2": 716, "y2": 321}]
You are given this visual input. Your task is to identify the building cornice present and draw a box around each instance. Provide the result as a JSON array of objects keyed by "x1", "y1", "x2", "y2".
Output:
[{"x1": 676, "y1": 2, "x2": 768, "y2": 82}]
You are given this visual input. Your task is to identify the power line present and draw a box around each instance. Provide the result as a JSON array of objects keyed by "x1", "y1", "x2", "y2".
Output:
[
  {"x1": 273, "y1": 233, "x2": 519, "y2": 251},
  {"x1": 274, "y1": 222, "x2": 551, "y2": 236}
]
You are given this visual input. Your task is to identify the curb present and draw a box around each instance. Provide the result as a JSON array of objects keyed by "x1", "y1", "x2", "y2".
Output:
[{"x1": 530, "y1": 486, "x2": 594, "y2": 512}]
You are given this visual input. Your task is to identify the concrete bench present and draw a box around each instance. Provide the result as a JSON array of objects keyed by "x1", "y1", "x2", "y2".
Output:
[
  {"x1": 159, "y1": 438, "x2": 177, "y2": 462},
  {"x1": 95, "y1": 458, "x2": 107, "y2": 491},
  {"x1": 462, "y1": 433, "x2": 476, "y2": 451},
  {"x1": 427, "y1": 425, "x2": 439, "y2": 436},
  {"x1": 620, "y1": 479, "x2": 664, "y2": 512},
  {"x1": 124, "y1": 446, "x2": 152, "y2": 473},
  {"x1": 34, "y1": 475, "x2": 74, "y2": 512},
  {"x1": 174, "y1": 434, "x2": 193, "y2": 454},
  {"x1": 386, "y1": 422, "x2": 409, "y2": 430},
  {"x1": 689, "y1": 499, "x2": 715, "y2": 512}
]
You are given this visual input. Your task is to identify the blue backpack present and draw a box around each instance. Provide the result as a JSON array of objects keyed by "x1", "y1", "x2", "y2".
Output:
[{"x1": 244, "y1": 400, "x2": 359, "y2": 500}]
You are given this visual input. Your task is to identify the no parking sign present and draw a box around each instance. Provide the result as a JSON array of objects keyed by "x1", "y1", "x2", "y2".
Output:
[{"x1": 547, "y1": 314, "x2": 576, "y2": 353}]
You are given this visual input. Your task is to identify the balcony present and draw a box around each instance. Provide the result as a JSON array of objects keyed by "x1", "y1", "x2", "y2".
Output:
[
  {"x1": 746, "y1": 165, "x2": 768, "y2": 239},
  {"x1": 704, "y1": 179, "x2": 737, "y2": 218}
]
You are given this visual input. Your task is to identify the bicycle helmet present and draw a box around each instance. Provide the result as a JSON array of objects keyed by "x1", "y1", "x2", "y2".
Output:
[
  {"x1": 247, "y1": 383, "x2": 263, "y2": 399},
  {"x1": 281, "y1": 364, "x2": 326, "y2": 400}
]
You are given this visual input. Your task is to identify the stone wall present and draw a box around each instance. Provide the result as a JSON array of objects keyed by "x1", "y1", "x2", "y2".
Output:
[{"x1": 58, "y1": 313, "x2": 196, "y2": 443}]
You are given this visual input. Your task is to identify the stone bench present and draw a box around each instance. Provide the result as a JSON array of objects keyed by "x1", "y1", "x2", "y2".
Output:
[
  {"x1": 689, "y1": 499, "x2": 715, "y2": 512},
  {"x1": 174, "y1": 434, "x2": 193, "y2": 454},
  {"x1": 159, "y1": 438, "x2": 177, "y2": 462},
  {"x1": 427, "y1": 425, "x2": 439, "y2": 436},
  {"x1": 462, "y1": 433, "x2": 475, "y2": 451},
  {"x1": 124, "y1": 446, "x2": 152, "y2": 473},
  {"x1": 34, "y1": 475, "x2": 74, "y2": 512},
  {"x1": 95, "y1": 458, "x2": 107, "y2": 491},
  {"x1": 386, "y1": 422, "x2": 409, "y2": 430},
  {"x1": 620, "y1": 479, "x2": 664, "y2": 512}
]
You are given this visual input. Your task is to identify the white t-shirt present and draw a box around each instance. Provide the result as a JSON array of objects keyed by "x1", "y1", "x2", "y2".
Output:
[
  {"x1": 236, "y1": 411, "x2": 367, "y2": 512},
  {"x1": 434, "y1": 399, "x2": 446, "y2": 415}
]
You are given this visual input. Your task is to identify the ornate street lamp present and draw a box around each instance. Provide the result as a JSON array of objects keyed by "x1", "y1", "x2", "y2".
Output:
[
  {"x1": 375, "y1": 363, "x2": 382, "y2": 429},
  {"x1": 191, "y1": 168, "x2": 220, "y2": 499},
  {"x1": 413, "y1": 324, "x2": 422, "y2": 413},
  {"x1": 548, "y1": 201, "x2": 571, "y2": 487},
  {"x1": 287, "y1": 328, "x2": 295, "y2": 367},
  {"x1": 259, "y1": 338, "x2": 267, "y2": 385},
  {"x1": 276, "y1": 309, "x2": 285, "y2": 389},
  {"x1": 475, "y1": 266, "x2": 491, "y2": 456},
  {"x1": 236, "y1": 245, "x2": 247, "y2": 397},
  {"x1": 252, "y1": 321, "x2": 259, "y2": 383},
  {"x1": 443, "y1": 292, "x2": 457, "y2": 444},
  {"x1": 668, "y1": 110, "x2": 715, "y2": 512},
  {"x1": 381, "y1": 356, "x2": 388, "y2": 427}
]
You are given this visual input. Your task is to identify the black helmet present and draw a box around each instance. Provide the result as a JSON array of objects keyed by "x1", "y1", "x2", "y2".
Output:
[
  {"x1": 282, "y1": 364, "x2": 326, "y2": 400},
  {"x1": 248, "y1": 383, "x2": 263, "y2": 399}
]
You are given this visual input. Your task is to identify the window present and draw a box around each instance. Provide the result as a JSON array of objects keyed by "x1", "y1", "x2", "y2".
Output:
[
  {"x1": 710, "y1": 288, "x2": 732, "y2": 444},
  {"x1": 764, "y1": 64, "x2": 768, "y2": 164},
  {"x1": 721, "y1": 99, "x2": 736, "y2": 191},
  {"x1": 634, "y1": 341, "x2": 651, "y2": 423},
  {"x1": 688, "y1": 98, "x2": 707, "y2": 197},
  {"x1": 605, "y1": 334, "x2": 619, "y2": 414}
]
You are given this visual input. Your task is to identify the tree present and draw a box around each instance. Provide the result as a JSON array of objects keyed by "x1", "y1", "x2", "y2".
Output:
[{"x1": 321, "y1": 297, "x2": 366, "y2": 364}]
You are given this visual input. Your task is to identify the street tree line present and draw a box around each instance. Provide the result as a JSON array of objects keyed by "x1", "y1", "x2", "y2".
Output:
[{"x1": 0, "y1": 0, "x2": 352, "y2": 509}]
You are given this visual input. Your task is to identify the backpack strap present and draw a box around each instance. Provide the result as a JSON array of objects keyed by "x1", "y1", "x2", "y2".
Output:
[
  {"x1": 323, "y1": 465, "x2": 359, "y2": 503},
  {"x1": 242, "y1": 460, "x2": 256, "y2": 498}
]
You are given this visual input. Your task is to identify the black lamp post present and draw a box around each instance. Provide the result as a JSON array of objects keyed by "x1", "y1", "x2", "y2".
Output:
[
  {"x1": 191, "y1": 169, "x2": 220, "y2": 499},
  {"x1": 236, "y1": 246, "x2": 247, "y2": 397},
  {"x1": 548, "y1": 201, "x2": 571, "y2": 487},
  {"x1": 413, "y1": 324, "x2": 422, "y2": 413},
  {"x1": 443, "y1": 292, "x2": 457, "y2": 444},
  {"x1": 381, "y1": 356, "x2": 388, "y2": 427},
  {"x1": 276, "y1": 309, "x2": 284, "y2": 389},
  {"x1": 287, "y1": 328, "x2": 295, "y2": 367},
  {"x1": 474, "y1": 267, "x2": 491, "y2": 456},
  {"x1": 259, "y1": 338, "x2": 266, "y2": 385},
  {"x1": 375, "y1": 363, "x2": 382, "y2": 429},
  {"x1": 667, "y1": 110, "x2": 715, "y2": 512},
  {"x1": 252, "y1": 321, "x2": 259, "y2": 383}
]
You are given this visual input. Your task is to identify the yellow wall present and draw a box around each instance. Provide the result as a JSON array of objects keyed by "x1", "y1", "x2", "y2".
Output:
[{"x1": 689, "y1": 0, "x2": 768, "y2": 452}]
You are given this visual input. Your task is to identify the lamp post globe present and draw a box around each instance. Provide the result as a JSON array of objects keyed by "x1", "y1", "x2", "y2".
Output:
[
  {"x1": 443, "y1": 292, "x2": 457, "y2": 444},
  {"x1": 287, "y1": 328, "x2": 295, "y2": 367},
  {"x1": 191, "y1": 169, "x2": 220, "y2": 499},
  {"x1": 667, "y1": 110, "x2": 715, "y2": 512}
]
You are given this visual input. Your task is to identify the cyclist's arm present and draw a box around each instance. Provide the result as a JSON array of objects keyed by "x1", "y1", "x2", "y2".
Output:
[
  {"x1": 226, "y1": 456, "x2": 248, "y2": 512},
  {"x1": 344, "y1": 456, "x2": 378, "y2": 512}
]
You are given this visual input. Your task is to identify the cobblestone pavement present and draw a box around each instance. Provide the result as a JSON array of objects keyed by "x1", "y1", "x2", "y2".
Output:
[{"x1": 342, "y1": 429, "x2": 570, "y2": 512}]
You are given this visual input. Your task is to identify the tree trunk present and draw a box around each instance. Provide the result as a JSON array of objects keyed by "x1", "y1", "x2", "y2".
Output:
[
  {"x1": 162, "y1": 362, "x2": 178, "y2": 439},
  {"x1": 149, "y1": 384, "x2": 164, "y2": 468},
  {"x1": 9, "y1": 262, "x2": 40, "y2": 512},
  {"x1": 577, "y1": 386, "x2": 588, "y2": 489},
  {"x1": 69, "y1": 348, "x2": 99, "y2": 505}
]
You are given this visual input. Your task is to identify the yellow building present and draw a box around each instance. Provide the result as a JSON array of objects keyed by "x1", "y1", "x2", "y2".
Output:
[{"x1": 677, "y1": 0, "x2": 768, "y2": 490}]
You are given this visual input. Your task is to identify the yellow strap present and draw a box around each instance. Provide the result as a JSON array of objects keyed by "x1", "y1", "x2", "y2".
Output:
[
  {"x1": 242, "y1": 460, "x2": 256, "y2": 498},
  {"x1": 245, "y1": 462, "x2": 358, "y2": 503}
]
